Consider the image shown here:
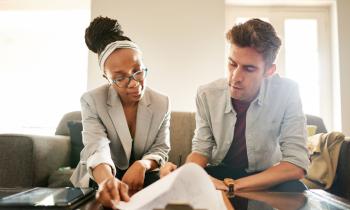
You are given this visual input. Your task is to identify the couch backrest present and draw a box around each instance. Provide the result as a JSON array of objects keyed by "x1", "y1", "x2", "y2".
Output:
[
  {"x1": 56, "y1": 111, "x2": 327, "y2": 168},
  {"x1": 306, "y1": 114, "x2": 327, "y2": 134},
  {"x1": 57, "y1": 111, "x2": 196, "y2": 166},
  {"x1": 55, "y1": 111, "x2": 82, "y2": 136},
  {"x1": 169, "y1": 112, "x2": 196, "y2": 166}
]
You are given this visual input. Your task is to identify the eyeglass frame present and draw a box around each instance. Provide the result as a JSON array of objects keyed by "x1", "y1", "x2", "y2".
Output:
[{"x1": 103, "y1": 68, "x2": 148, "y2": 88}]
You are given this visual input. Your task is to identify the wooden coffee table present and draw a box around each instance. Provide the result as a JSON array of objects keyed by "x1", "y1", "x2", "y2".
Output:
[{"x1": 1, "y1": 188, "x2": 350, "y2": 210}]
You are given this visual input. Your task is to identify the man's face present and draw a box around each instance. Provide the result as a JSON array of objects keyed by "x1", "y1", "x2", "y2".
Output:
[{"x1": 227, "y1": 44, "x2": 275, "y2": 102}]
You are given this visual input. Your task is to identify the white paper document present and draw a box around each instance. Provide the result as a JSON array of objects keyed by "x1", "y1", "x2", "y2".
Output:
[{"x1": 117, "y1": 163, "x2": 227, "y2": 210}]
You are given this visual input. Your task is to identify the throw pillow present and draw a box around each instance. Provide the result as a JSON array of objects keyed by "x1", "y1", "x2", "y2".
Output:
[{"x1": 67, "y1": 121, "x2": 84, "y2": 168}]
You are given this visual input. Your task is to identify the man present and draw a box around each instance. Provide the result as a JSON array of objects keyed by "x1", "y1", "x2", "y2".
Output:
[{"x1": 161, "y1": 18, "x2": 309, "y2": 192}]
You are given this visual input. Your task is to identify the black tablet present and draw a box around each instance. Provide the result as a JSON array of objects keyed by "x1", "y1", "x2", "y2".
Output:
[{"x1": 0, "y1": 187, "x2": 95, "y2": 207}]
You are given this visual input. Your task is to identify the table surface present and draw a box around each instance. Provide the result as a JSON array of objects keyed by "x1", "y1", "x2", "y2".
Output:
[{"x1": 1, "y1": 188, "x2": 350, "y2": 210}]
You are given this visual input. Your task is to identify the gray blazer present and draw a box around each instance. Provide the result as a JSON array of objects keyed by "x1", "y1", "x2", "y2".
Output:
[{"x1": 71, "y1": 85, "x2": 170, "y2": 187}]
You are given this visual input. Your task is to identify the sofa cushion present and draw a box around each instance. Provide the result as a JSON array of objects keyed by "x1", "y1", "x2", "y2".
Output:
[
  {"x1": 48, "y1": 167, "x2": 74, "y2": 187},
  {"x1": 67, "y1": 121, "x2": 84, "y2": 168}
]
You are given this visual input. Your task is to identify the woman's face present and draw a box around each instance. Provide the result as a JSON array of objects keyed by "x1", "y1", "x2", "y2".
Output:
[{"x1": 104, "y1": 48, "x2": 146, "y2": 105}]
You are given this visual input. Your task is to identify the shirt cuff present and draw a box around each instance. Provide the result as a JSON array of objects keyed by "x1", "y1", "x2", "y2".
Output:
[
  {"x1": 142, "y1": 154, "x2": 165, "y2": 167},
  {"x1": 86, "y1": 152, "x2": 116, "y2": 181}
]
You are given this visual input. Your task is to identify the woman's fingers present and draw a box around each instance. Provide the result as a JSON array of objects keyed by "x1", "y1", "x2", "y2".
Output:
[
  {"x1": 160, "y1": 162, "x2": 177, "y2": 178},
  {"x1": 96, "y1": 186, "x2": 114, "y2": 208},
  {"x1": 106, "y1": 179, "x2": 121, "y2": 202},
  {"x1": 96, "y1": 178, "x2": 131, "y2": 209},
  {"x1": 119, "y1": 182, "x2": 130, "y2": 201}
]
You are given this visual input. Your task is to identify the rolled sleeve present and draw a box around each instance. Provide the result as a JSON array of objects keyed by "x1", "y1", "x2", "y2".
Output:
[
  {"x1": 79, "y1": 93, "x2": 116, "y2": 181},
  {"x1": 279, "y1": 84, "x2": 310, "y2": 171},
  {"x1": 192, "y1": 88, "x2": 215, "y2": 159},
  {"x1": 86, "y1": 151, "x2": 116, "y2": 181}
]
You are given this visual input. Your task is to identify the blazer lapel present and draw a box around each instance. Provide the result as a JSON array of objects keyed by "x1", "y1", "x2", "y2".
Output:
[
  {"x1": 134, "y1": 89, "x2": 153, "y2": 159},
  {"x1": 107, "y1": 86, "x2": 133, "y2": 163}
]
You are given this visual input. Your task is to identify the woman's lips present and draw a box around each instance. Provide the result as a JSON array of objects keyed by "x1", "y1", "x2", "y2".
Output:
[{"x1": 127, "y1": 91, "x2": 141, "y2": 96}]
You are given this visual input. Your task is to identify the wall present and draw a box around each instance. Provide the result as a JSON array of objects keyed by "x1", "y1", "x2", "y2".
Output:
[
  {"x1": 336, "y1": 0, "x2": 350, "y2": 135},
  {"x1": 88, "y1": 0, "x2": 225, "y2": 111}
]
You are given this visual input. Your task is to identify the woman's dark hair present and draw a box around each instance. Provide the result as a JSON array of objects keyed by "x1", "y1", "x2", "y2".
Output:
[{"x1": 85, "y1": 16, "x2": 132, "y2": 55}]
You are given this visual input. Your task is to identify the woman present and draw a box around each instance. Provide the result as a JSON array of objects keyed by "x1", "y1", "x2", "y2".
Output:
[{"x1": 70, "y1": 16, "x2": 171, "y2": 208}]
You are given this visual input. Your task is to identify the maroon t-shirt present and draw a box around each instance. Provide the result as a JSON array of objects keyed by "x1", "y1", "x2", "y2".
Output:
[{"x1": 222, "y1": 98, "x2": 250, "y2": 169}]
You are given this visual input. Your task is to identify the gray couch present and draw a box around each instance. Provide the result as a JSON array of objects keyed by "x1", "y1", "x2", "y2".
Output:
[
  {"x1": 1, "y1": 111, "x2": 349, "y2": 200},
  {"x1": 0, "y1": 111, "x2": 195, "y2": 188}
]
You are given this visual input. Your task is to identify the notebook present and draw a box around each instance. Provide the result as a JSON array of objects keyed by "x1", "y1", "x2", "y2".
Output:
[{"x1": 0, "y1": 187, "x2": 95, "y2": 207}]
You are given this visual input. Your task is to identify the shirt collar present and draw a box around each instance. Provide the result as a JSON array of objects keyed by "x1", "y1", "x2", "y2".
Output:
[
  {"x1": 255, "y1": 78, "x2": 266, "y2": 106},
  {"x1": 225, "y1": 75, "x2": 272, "y2": 113}
]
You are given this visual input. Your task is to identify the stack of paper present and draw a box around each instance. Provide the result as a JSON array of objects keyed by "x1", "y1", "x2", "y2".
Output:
[{"x1": 117, "y1": 163, "x2": 227, "y2": 210}]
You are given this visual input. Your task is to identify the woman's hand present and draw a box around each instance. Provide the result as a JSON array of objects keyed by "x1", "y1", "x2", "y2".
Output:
[
  {"x1": 160, "y1": 162, "x2": 177, "y2": 178},
  {"x1": 122, "y1": 161, "x2": 147, "y2": 195},
  {"x1": 96, "y1": 177, "x2": 130, "y2": 209}
]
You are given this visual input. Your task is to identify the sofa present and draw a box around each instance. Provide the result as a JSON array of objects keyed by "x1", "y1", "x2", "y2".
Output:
[{"x1": 0, "y1": 111, "x2": 349, "y2": 200}]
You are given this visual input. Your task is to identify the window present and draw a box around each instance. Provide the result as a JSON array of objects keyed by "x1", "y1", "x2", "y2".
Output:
[
  {"x1": 0, "y1": 6, "x2": 90, "y2": 134},
  {"x1": 285, "y1": 19, "x2": 320, "y2": 115},
  {"x1": 226, "y1": 5, "x2": 333, "y2": 130}
]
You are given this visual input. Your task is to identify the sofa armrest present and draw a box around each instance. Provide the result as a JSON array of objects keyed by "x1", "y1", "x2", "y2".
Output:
[
  {"x1": 0, "y1": 134, "x2": 70, "y2": 187},
  {"x1": 0, "y1": 135, "x2": 34, "y2": 187}
]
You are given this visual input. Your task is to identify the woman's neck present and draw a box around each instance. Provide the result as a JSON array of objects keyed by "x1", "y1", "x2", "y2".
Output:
[{"x1": 121, "y1": 99, "x2": 138, "y2": 108}]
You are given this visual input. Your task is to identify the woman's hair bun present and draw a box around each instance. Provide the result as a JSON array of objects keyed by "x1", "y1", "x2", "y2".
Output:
[{"x1": 85, "y1": 16, "x2": 131, "y2": 54}]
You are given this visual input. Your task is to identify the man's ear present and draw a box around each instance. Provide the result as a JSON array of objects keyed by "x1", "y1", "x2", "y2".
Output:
[{"x1": 264, "y1": 64, "x2": 276, "y2": 77}]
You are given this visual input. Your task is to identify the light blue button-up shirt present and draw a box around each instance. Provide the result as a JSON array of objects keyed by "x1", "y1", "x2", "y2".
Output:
[{"x1": 192, "y1": 74, "x2": 310, "y2": 172}]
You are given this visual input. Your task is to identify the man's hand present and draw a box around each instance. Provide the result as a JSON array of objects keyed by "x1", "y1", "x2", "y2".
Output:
[
  {"x1": 210, "y1": 176, "x2": 228, "y2": 191},
  {"x1": 160, "y1": 162, "x2": 177, "y2": 178},
  {"x1": 96, "y1": 177, "x2": 130, "y2": 209},
  {"x1": 122, "y1": 161, "x2": 147, "y2": 195}
]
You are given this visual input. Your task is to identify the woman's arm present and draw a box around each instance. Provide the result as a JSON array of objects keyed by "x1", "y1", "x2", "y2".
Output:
[{"x1": 92, "y1": 163, "x2": 115, "y2": 184}]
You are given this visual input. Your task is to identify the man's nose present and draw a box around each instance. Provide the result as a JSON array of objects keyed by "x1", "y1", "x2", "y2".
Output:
[{"x1": 231, "y1": 67, "x2": 244, "y2": 82}]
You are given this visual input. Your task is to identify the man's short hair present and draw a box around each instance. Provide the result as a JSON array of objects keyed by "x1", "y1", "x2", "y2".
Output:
[{"x1": 226, "y1": 18, "x2": 281, "y2": 67}]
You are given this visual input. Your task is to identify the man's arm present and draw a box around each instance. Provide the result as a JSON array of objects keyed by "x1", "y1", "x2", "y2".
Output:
[
  {"x1": 185, "y1": 152, "x2": 209, "y2": 167},
  {"x1": 234, "y1": 161, "x2": 304, "y2": 192}
]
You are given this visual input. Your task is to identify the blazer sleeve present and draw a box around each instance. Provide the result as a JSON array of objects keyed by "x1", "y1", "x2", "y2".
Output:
[
  {"x1": 141, "y1": 97, "x2": 171, "y2": 167},
  {"x1": 80, "y1": 93, "x2": 116, "y2": 181}
]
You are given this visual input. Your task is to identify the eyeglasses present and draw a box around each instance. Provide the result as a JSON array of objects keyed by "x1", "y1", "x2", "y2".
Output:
[{"x1": 105, "y1": 68, "x2": 148, "y2": 88}]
